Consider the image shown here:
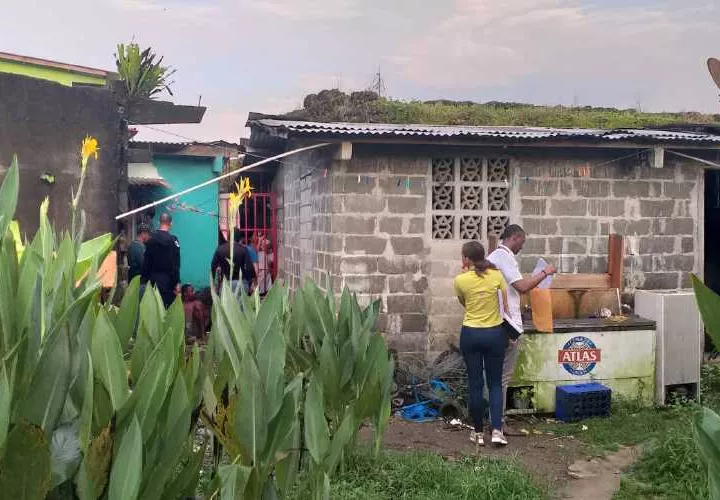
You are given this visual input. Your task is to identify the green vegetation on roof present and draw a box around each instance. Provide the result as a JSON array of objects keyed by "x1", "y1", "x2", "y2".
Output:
[{"x1": 286, "y1": 89, "x2": 720, "y2": 129}]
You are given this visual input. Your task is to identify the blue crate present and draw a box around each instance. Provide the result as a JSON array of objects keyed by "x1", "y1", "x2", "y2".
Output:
[{"x1": 555, "y1": 383, "x2": 611, "y2": 422}]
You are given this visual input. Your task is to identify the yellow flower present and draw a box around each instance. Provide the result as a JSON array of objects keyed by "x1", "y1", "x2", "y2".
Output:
[
  {"x1": 80, "y1": 135, "x2": 99, "y2": 171},
  {"x1": 228, "y1": 177, "x2": 253, "y2": 212}
]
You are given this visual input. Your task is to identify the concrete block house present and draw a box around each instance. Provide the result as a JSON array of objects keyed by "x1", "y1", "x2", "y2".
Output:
[{"x1": 246, "y1": 116, "x2": 720, "y2": 358}]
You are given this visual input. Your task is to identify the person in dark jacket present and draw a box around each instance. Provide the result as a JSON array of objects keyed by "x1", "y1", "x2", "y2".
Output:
[
  {"x1": 211, "y1": 230, "x2": 256, "y2": 294},
  {"x1": 141, "y1": 213, "x2": 181, "y2": 308},
  {"x1": 128, "y1": 222, "x2": 151, "y2": 282}
]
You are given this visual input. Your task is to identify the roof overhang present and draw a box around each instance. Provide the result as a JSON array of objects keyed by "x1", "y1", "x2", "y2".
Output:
[{"x1": 128, "y1": 162, "x2": 170, "y2": 189}]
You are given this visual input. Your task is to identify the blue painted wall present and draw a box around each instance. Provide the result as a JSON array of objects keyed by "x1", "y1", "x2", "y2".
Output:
[{"x1": 151, "y1": 155, "x2": 222, "y2": 289}]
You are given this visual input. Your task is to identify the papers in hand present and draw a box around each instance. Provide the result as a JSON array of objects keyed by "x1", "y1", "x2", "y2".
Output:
[{"x1": 532, "y1": 258, "x2": 554, "y2": 289}]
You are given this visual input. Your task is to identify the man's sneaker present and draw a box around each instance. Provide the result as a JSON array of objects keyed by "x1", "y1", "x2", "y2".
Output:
[
  {"x1": 491, "y1": 429, "x2": 508, "y2": 446},
  {"x1": 469, "y1": 431, "x2": 485, "y2": 446}
]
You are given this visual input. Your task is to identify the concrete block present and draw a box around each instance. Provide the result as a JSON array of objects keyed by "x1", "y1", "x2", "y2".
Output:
[
  {"x1": 333, "y1": 215, "x2": 376, "y2": 234},
  {"x1": 379, "y1": 217, "x2": 403, "y2": 234},
  {"x1": 559, "y1": 218, "x2": 598, "y2": 236},
  {"x1": 521, "y1": 237, "x2": 547, "y2": 254},
  {"x1": 345, "y1": 236, "x2": 388, "y2": 255},
  {"x1": 385, "y1": 333, "x2": 427, "y2": 353},
  {"x1": 612, "y1": 219, "x2": 651, "y2": 236},
  {"x1": 387, "y1": 294, "x2": 426, "y2": 314},
  {"x1": 340, "y1": 256, "x2": 378, "y2": 275},
  {"x1": 639, "y1": 236, "x2": 675, "y2": 254},
  {"x1": 550, "y1": 199, "x2": 587, "y2": 216},
  {"x1": 378, "y1": 257, "x2": 420, "y2": 275},
  {"x1": 575, "y1": 180, "x2": 610, "y2": 197},
  {"x1": 408, "y1": 217, "x2": 426, "y2": 234},
  {"x1": 588, "y1": 199, "x2": 625, "y2": 217},
  {"x1": 663, "y1": 182, "x2": 694, "y2": 199},
  {"x1": 612, "y1": 181, "x2": 650, "y2": 198},
  {"x1": 663, "y1": 218, "x2": 694, "y2": 235},
  {"x1": 682, "y1": 237, "x2": 694, "y2": 253},
  {"x1": 522, "y1": 218, "x2": 559, "y2": 236},
  {"x1": 344, "y1": 195, "x2": 386, "y2": 213},
  {"x1": 640, "y1": 200, "x2": 674, "y2": 217},
  {"x1": 391, "y1": 236, "x2": 426, "y2": 256},
  {"x1": 520, "y1": 180, "x2": 572, "y2": 197},
  {"x1": 642, "y1": 272, "x2": 679, "y2": 290},
  {"x1": 388, "y1": 196, "x2": 425, "y2": 214},
  {"x1": 657, "y1": 255, "x2": 695, "y2": 272},
  {"x1": 521, "y1": 199, "x2": 547, "y2": 216},
  {"x1": 401, "y1": 314, "x2": 429, "y2": 333},
  {"x1": 563, "y1": 237, "x2": 588, "y2": 254},
  {"x1": 343, "y1": 275, "x2": 387, "y2": 294}
]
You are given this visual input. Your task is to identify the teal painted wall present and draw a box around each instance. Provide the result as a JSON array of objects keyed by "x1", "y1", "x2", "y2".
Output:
[{"x1": 152, "y1": 155, "x2": 220, "y2": 289}]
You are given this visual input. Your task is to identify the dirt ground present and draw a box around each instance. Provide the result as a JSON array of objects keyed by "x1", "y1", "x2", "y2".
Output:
[{"x1": 363, "y1": 416, "x2": 637, "y2": 499}]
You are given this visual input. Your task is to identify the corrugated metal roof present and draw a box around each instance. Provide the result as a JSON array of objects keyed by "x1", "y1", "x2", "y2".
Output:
[
  {"x1": 250, "y1": 119, "x2": 720, "y2": 144},
  {"x1": 128, "y1": 162, "x2": 170, "y2": 189}
]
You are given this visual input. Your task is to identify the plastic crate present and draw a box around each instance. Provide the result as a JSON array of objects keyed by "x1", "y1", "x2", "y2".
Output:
[{"x1": 555, "y1": 383, "x2": 611, "y2": 422}]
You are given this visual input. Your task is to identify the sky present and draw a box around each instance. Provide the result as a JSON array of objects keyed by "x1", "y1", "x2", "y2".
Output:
[{"x1": 2, "y1": 0, "x2": 720, "y2": 142}]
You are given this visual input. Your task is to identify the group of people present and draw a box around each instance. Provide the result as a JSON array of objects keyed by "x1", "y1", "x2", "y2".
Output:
[
  {"x1": 454, "y1": 224, "x2": 557, "y2": 446},
  {"x1": 127, "y1": 212, "x2": 273, "y2": 339}
]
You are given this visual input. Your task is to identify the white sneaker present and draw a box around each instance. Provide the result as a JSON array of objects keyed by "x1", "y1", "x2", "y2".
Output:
[
  {"x1": 470, "y1": 431, "x2": 485, "y2": 446},
  {"x1": 491, "y1": 429, "x2": 508, "y2": 446}
]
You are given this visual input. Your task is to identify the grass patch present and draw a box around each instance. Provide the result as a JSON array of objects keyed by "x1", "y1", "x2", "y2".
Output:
[
  {"x1": 540, "y1": 365, "x2": 720, "y2": 499},
  {"x1": 292, "y1": 449, "x2": 547, "y2": 500}
]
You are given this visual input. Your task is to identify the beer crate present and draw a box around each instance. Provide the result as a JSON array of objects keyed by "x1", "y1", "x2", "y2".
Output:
[{"x1": 555, "y1": 383, "x2": 611, "y2": 422}]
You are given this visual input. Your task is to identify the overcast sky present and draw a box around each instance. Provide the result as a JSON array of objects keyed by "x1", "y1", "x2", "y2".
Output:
[{"x1": 2, "y1": 0, "x2": 720, "y2": 142}]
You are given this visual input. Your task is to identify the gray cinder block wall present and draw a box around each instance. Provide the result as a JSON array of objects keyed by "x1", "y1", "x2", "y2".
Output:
[{"x1": 273, "y1": 145, "x2": 702, "y2": 357}]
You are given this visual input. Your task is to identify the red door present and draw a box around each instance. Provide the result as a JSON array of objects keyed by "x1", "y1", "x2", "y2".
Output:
[{"x1": 224, "y1": 192, "x2": 278, "y2": 281}]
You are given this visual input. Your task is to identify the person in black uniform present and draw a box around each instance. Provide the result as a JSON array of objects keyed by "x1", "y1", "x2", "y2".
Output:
[
  {"x1": 211, "y1": 230, "x2": 256, "y2": 294},
  {"x1": 141, "y1": 212, "x2": 181, "y2": 308}
]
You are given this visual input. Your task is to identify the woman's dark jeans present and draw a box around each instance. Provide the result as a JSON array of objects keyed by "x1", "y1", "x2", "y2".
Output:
[{"x1": 460, "y1": 324, "x2": 508, "y2": 432}]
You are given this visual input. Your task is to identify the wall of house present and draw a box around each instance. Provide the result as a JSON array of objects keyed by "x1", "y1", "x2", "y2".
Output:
[
  {"x1": 272, "y1": 146, "x2": 335, "y2": 292},
  {"x1": 0, "y1": 72, "x2": 119, "y2": 237},
  {"x1": 273, "y1": 143, "x2": 704, "y2": 358},
  {"x1": 0, "y1": 59, "x2": 107, "y2": 87},
  {"x1": 151, "y1": 155, "x2": 222, "y2": 289}
]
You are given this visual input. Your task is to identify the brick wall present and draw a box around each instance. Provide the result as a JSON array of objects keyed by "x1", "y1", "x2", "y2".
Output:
[
  {"x1": 273, "y1": 147, "x2": 334, "y2": 291},
  {"x1": 273, "y1": 145, "x2": 703, "y2": 358},
  {"x1": 516, "y1": 155, "x2": 701, "y2": 290}
]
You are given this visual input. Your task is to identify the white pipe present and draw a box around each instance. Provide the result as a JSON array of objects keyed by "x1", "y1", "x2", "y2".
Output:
[
  {"x1": 666, "y1": 150, "x2": 720, "y2": 169},
  {"x1": 116, "y1": 142, "x2": 331, "y2": 220}
]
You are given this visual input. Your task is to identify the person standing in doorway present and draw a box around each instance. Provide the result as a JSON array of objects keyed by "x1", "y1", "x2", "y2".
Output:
[
  {"x1": 128, "y1": 222, "x2": 151, "y2": 283},
  {"x1": 455, "y1": 241, "x2": 510, "y2": 447},
  {"x1": 211, "y1": 230, "x2": 256, "y2": 294},
  {"x1": 487, "y1": 224, "x2": 557, "y2": 432},
  {"x1": 141, "y1": 213, "x2": 181, "y2": 308}
]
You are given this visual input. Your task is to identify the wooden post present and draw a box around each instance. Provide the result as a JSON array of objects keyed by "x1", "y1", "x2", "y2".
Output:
[
  {"x1": 488, "y1": 235, "x2": 498, "y2": 253},
  {"x1": 608, "y1": 234, "x2": 624, "y2": 290}
]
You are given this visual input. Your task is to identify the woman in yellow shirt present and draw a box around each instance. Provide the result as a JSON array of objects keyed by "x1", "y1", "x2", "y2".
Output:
[{"x1": 454, "y1": 241, "x2": 510, "y2": 446}]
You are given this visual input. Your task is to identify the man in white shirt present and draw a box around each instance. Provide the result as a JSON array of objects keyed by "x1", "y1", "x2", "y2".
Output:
[{"x1": 487, "y1": 224, "x2": 557, "y2": 431}]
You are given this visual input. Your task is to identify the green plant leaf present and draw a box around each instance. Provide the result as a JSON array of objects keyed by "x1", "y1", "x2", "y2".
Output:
[
  {"x1": 252, "y1": 284, "x2": 283, "y2": 348},
  {"x1": 217, "y1": 464, "x2": 252, "y2": 500},
  {"x1": 233, "y1": 353, "x2": 268, "y2": 466},
  {"x1": 694, "y1": 406, "x2": 720, "y2": 500},
  {"x1": 74, "y1": 233, "x2": 113, "y2": 284},
  {"x1": 301, "y1": 280, "x2": 333, "y2": 347},
  {"x1": 0, "y1": 155, "x2": 20, "y2": 239},
  {"x1": 91, "y1": 309, "x2": 129, "y2": 411},
  {"x1": 78, "y1": 352, "x2": 94, "y2": 452},
  {"x1": 263, "y1": 377, "x2": 300, "y2": 465},
  {"x1": 325, "y1": 409, "x2": 357, "y2": 474},
  {"x1": 159, "y1": 438, "x2": 206, "y2": 500},
  {"x1": 257, "y1": 318, "x2": 286, "y2": 420},
  {"x1": 108, "y1": 415, "x2": 143, "y2": 500},
  {"x1": 0, "y1": 421, "x2": 52, "y2": 500},
  {"x1": 112, "y1": 276, "x2": 141, "y2": 351},
  {"x1": 21, "y1": 325, "x2": 71, "y2": 434},
  {"x1": 0, "y1": 364, "x2": 10, "y2": 450},
  {"x1": 304, "y1": 375, "x2": 330, "y2": 465},
  {"x1": 692, "y1": 274, "x2": 720, "y2": 350}
]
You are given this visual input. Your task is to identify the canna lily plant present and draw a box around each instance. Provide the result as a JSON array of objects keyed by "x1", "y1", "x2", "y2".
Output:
[
  {"x1": 692, "y1": 275, "x2": 720, "y2": 499},
  {"x1": 0, "y1": 141, "x2": 204, "y2": 500}
]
